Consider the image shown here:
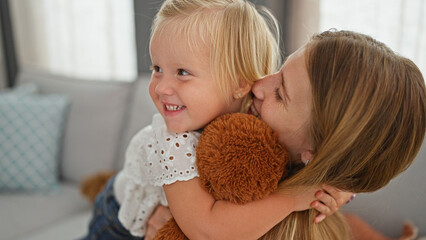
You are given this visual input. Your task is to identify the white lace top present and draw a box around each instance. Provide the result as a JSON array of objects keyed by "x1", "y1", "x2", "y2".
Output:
[{"x1": 113, "y1": 113, "x2": 200, "y2": 237}]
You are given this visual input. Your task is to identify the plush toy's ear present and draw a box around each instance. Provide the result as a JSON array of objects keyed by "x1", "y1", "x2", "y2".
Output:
[{"x1": 196, "y1": 113, "x2": 289, "y2": 204}]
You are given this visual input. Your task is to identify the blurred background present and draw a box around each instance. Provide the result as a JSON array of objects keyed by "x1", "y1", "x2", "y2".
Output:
[{"x1": 0, "y1": 0, "x2": 424, "y2": 88}]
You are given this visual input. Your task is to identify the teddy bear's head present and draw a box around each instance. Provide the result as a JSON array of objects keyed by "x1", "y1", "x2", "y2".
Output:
[
  {"x1": 153, "y1": 113, "x2": 290, "y2": 240},
  {"x1": 196, "y1": 113, "x2": 289, "y2": 204}
]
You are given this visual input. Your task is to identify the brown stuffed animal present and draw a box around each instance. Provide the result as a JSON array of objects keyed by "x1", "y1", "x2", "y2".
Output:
[
  {"x1": 153, "y1": 113, "x2": 289, "y2": 240},
  {"x1": 80, "y1": 113, "x2": 289, "y2": 239},
  {"x1": 80, "y1": 170, "x2": 117, "y2": 203}
]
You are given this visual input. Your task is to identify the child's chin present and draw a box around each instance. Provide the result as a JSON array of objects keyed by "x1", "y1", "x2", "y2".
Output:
[{"x1": 165, "y1": 123, "x2": 185, "y2": 133}]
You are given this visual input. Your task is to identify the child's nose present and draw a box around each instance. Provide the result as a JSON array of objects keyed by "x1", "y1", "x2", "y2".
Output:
[{"x1": 155, "y1": 75, "x2": 174, "y2": 96}]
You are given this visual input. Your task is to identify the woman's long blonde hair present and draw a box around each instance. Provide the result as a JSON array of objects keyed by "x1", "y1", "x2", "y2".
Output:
[
  {"x1": 150, "y1": 0, "x2": 281, "y2": 111},
  {"x1": 261, "y1": 30, "x2": 426, "y2": 240}
]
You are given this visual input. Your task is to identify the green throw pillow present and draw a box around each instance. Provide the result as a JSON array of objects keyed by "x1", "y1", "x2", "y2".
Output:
[{"x1": 0, "y1": 84, "x2": 69, "y2": 191}]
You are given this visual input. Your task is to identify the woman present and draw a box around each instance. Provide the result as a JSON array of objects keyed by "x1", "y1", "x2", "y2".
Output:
[
  {"x1": 147, "y1": 30, "x2": 425, "y2": 240},
  {"x1": 253, "y1": 30, "x2": 425, "y2": 240}
]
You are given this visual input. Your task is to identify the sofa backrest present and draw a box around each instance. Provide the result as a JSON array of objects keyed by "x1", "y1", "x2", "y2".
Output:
[
  {"x1": 17, "y1": 70, "x2": 157, "y2": 182},
  {"x1": 116, "y1": 75, "x2": 158, "y2": 169}
]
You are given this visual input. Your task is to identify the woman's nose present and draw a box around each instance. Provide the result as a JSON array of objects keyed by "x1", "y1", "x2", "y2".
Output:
[
  {"x1": 252, "y1": 78, "x2": 265, "y2": 100},
  {"x1": 252, "y1": 73, "x2": 276, "y2": 100},
  {"x1": 154, "y1": 75, "x2": 174, "y2": 96}
]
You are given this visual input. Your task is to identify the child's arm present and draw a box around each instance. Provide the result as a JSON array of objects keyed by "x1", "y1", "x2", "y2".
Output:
[{"x1": 164, "y1": 177, "x2": 321, "y2": 240}]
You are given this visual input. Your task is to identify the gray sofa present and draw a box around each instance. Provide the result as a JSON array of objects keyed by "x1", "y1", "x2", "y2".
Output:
[
  {"x1": 0, "y1": 70, "x2": 157, "y2": 240},
  {"x1": 0, "y1": 70, "x2": 425, "y2": 240}
]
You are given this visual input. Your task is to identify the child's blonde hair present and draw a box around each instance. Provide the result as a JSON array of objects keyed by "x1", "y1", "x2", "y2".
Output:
[{"x1": 150, "y1": 0, "x2": 281, "y2": 111}]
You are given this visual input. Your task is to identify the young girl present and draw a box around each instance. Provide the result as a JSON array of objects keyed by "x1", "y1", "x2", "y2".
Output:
[{"x1": 82, "y1": 0, "x2": 348, "y2": 239}]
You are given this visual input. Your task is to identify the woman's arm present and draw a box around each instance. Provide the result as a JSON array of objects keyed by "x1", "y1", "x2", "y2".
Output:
[{"x1": 164, "y1": 177, "x2": 321, "y2": 240}]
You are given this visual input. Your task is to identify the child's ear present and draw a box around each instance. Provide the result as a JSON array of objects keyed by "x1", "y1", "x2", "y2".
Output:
[{"x1": 232, "y1": 82, "x2": 251, "y2": 99}]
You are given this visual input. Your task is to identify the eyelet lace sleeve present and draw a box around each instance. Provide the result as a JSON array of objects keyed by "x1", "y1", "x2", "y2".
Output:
[
  {"x1": 118, "y1": 114, "x2": 201, "y2": 237},
  {"x1": 146, "y1": 120, "x2": 200, "y2": 186}
]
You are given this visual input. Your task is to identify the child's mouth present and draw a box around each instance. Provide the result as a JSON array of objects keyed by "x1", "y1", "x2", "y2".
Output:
[{"x1": 165, "y1": 104, "x2": 186, "y2": 111}]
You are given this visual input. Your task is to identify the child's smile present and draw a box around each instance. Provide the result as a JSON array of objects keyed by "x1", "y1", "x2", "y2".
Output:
[
  {"x1": 148, "y1": 25, "x2": 238, "y2": 133},
  {"x1": 164, "y1": 104, "x2": 186, "y2": 112},
  {"x1": 163, "y1": 102, "x2": 186, "y2": 116}
]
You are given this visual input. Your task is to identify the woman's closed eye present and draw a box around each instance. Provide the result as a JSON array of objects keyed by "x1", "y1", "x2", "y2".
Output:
[
  {"x1": 275, "y1": 87, "x2": 289, "y2": 107},
  {"x1": 275, "y1": 88, "x2": 283, "y2": 101}
]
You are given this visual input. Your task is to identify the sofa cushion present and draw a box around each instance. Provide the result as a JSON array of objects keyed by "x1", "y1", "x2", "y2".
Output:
[
  {"x1": 0, "y1": 84, "x2": 69, "y2": 191},
  {"x1": 17, "y1": 70, "x2": 133, "y2": 182},
  {"x1": 0, "y1": 82, "x2": 38, "y2": 96},
  {"x1": 0, "y1": 182, "x2": 89, "y2": 240},
  {"x1": 14, "y1": 211, "x2": 91, "y2": 240}
]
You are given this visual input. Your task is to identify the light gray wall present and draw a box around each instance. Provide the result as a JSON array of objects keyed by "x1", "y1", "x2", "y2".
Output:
[
  {"x1": 342, "y1": 140, "x2": 426, "y2": 237},
  {"x1": 0, "y1": 17, "x2": 6, "y2": 89},
  {"x1": 266, "y1": 0, "x2": 320, "y2": 56},
  {"x1": 134, "y1": 0, "x2": 162, "y2": 73},
  {"x1": 283, "y1": 0, "x2": 319, "y2": 54}
]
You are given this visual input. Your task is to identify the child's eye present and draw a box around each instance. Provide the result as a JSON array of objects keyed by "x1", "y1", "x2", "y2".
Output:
[
  {"x1": 177, "y1": 69, "x2": 190, "y2": 76},
  {"x1": 151, "y1": 65, "x2": 162, "y2": 73}
]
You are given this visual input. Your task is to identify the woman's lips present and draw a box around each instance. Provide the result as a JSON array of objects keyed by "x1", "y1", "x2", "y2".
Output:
[{"x1": 250, "y1": 101, "x2": 260, "y2": 118}]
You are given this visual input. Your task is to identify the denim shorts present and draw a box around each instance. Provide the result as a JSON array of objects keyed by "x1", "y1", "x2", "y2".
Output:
[{"x1": 80, "y1": 175, "x2": 144, "y2": 240}]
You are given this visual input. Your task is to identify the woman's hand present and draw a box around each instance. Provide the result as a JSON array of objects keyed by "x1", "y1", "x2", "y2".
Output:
[
  {"x1": 312, "y1": 185, "x2": 355, "y2": 223},
  {"x1": 144, "y1": 205, "x2": 172, "y2": 240}
]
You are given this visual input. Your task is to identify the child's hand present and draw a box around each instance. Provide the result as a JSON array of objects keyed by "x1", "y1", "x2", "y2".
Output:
[
  {"x1": 311, "y1": 185, "x2": 355, "y2": 223},
  {"x1": 145, "y1": 205, "x2": 172, "y2": 240}
]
